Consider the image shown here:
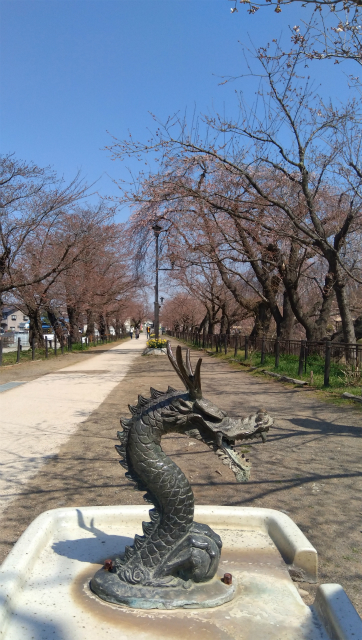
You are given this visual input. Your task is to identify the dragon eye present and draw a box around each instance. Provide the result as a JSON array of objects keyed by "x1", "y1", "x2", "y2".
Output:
[{"x1": 194, "y1": 399, "x2": 226, "y2": 422}]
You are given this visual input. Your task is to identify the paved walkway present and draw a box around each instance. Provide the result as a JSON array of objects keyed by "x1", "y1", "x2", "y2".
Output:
[{"x1": 0, "y1": 335, "x2": 146, "y2": 516}]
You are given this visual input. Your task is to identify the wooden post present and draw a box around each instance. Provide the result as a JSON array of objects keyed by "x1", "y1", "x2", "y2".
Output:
[
  {"x1": 245, "y1": 335, "x2": 248, "y2": 360},
  {"x1": 61, "y1": 337, "x2": 64, "y2": 355},
  {"x1": 54, "y1": 336, "x2": 57, "y2": 356},
  {"x1": 298, "y1": 340, "x2": 305, "y2": 377},
  {"x1": 0, "y1": 338, "x2": 2, "y2": 366},
  {"x1": 275, "y1": 338, "x2": 280, "y2": 369},
  {"x1": 224, "y1": 335, "x2": 228, "y2": 355},
  {"x1": 324, "y1": 341, "x2": 331, "y2": 387},
  {"x1": 45, "y1": 336, "x2": 48, "y2": 358},
  {"x1": 261, "y1": 336, "x2": 265, "y2": 365},
  {"x1": 32, "y1": 338, "x2": 35, "y2": 360},
  {"x1": 234, "y1": 335, "x2": 238, "y2": 358}
]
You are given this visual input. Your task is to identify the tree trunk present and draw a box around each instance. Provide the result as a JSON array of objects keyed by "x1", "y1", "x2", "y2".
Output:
[
  {"x1": 282, "y1": 270, "x2": 334, "y2": 342},
  {"x1": 28, "y1": 307, "x2": 44, "y2": 347},
  {"x1": 115, "y1": 316, "x2": 122, "y2": 338},
  {"x1": 198, "y1": 313, "x2": 208, "y2": 334},
  {"x1": 334, "y1": 276, "x2": 356, "y2": 344},
  {"x1": 219, "y1": 307, "x2": 227, "y2": 334},
  {"x1": 86, "y1": 309, "x2": 95, "y2": 338},
  {"x1": 278, "y1": 293, "x2": 295, "y2": 340},
  {"x1": 46, "y1": 307, "x2": 64, "y2": 344},
  {"x1": 98, "y1": 313, "x2": 107, "y2": 339},
  {"x1": 250, "y1": 301, "x2": 271, "y2": 338},
  {"x1": 67, "y1": 305, "x2": 80, "y2": 342}
]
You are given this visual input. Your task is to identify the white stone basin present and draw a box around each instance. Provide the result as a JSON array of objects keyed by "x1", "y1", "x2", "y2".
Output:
[{"x1": 0, "y1": 505, "x2": 360, "y2": 640}]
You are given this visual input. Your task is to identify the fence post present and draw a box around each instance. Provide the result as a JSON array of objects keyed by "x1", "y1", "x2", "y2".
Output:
[
  {"x1": 16, "y1": 337, "x2": 21, "y2": 363},
  {"x1": 298, "y1": 340, "x2": 305, "y2": 377},
  {"x1": 245, "y1": 335, "x2": 248, "y2": 361},
  {"x1": 61, "y1": 337, "x2": 64, "y2": 355},
  {"x1": 275, "y1": 338, "x2": 280, "y2": 369},
  {"x1": 324, "y1": 341, "x2": 331, "y2": 387},
  {"x1": 224, "y1": 335, "x2": 228, "y2": 355},
  {"x1": 45, "y1": 336, "x2": 48, "y2": 359},
  {"x1": 54, "y1": 336, "x2": 57, "y2": 356},
  {"x1": 81, "y1": 336, "x2": 83, "y2": 350},
  {"x1": 261, "y1": 336, "x2": 265, "y2": 365},
  {"x1": 0, "y1": 338, "x2": 2, "y2": 366},
  {"x1": 32, "y1": 338, "x2": 35, "y2": 360}
]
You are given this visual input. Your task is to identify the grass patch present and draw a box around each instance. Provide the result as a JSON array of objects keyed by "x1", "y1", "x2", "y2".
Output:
[{"x1": 0, "y1": 336, "x2": 128, "y2": 367}]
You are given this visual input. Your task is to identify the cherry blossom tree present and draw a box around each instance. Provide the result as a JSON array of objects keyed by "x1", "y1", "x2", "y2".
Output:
[
  {"x1": 109, "y1": 41, "x2": 362, "y2": 345},
  {"x1": 0, "y1": 154, "x2": 90, "y2": 309}
]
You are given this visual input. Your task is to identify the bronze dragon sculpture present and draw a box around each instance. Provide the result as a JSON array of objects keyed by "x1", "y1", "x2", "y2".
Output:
[{"x1": 91, "y1": 342, "x2": 272, "y2": 608}]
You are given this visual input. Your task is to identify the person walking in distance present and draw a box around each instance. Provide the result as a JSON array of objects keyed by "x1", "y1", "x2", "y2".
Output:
[
  {"x1": 130, "y1": 326, "x2": 134, "y2": 340},
  {"x1": 135, "y1": 327, "x2": 140, "y2": 340}
]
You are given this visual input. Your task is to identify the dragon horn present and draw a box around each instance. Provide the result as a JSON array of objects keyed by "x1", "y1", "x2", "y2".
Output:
[
  {"x1": 166, "y1": 341, "x2": 202, "y2": 399},
  {"x1": 185, "y1": 349, "x2": 194, "y2": 377},
  {"x1": 166, "y1": 342, "x2": 189, "y2": 389}
]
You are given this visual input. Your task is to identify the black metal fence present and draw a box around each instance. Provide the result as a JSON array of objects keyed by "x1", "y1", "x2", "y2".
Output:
[
  {"x1": 0, "y1": 333, "x2": 120, "y2": 367},
  {"x1": 166, "y1": 330, "x2": 362, "y2": 387}
]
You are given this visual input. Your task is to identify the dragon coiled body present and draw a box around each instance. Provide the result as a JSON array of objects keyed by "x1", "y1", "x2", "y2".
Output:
[{"x1": 111, "y1": 343, "x2": 272, "y2": 588}]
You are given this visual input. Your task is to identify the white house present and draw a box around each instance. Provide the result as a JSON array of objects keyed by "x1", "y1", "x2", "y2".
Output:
[{"x1": 1, "y1": 307, "x2": 29, "y2": 333}]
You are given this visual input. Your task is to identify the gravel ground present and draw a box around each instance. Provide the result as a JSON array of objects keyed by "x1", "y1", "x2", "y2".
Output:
[{"x1": 0, "y1": 341, "x2": 361, "y2": 616}]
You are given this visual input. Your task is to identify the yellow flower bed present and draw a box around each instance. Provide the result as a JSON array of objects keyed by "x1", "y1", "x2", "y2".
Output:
[{"x1": 147, "y1": 338, "x2": 168, "y2": 349}]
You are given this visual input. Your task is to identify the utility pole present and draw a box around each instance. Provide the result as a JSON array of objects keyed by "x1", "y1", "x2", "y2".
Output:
[{"x1": 153, "y1": 223, "x2": 162, "y2": 340}]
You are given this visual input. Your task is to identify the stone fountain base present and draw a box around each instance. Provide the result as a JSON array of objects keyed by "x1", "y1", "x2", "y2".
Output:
[{"x1": 0, "y1": 505, "x2": 361, "y2": 640}]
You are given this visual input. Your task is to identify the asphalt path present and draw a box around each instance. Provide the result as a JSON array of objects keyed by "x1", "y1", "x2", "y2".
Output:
[{"x1": 0, "y1": 334, "x2": 146, "y2": 517}]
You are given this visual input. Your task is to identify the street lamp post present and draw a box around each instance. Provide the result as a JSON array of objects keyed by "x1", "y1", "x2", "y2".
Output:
[{"x1": 152, "y1": 223, "x2": 162, "y2": 340}]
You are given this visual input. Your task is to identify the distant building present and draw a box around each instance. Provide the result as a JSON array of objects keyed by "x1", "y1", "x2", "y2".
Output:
[{"x1": 1, "y1": 307, "x2": 29, "y2": 333}]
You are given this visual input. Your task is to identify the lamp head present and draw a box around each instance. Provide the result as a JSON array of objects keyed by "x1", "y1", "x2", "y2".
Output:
[{"x1": 152, "y1": 223, "x2": 163, "y2": 237}]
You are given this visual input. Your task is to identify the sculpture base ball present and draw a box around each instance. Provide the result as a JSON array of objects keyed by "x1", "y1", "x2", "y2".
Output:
[{"x1": 91, "y1": 569, "x2": 236, "y2": 610}]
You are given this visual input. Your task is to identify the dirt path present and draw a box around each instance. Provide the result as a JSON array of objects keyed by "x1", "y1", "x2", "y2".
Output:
[{"x1": 0, "y1": 341, "x2": 361, "y2": 616}]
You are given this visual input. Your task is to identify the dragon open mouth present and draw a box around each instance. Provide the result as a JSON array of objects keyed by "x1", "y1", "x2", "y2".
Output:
[{"x1": 164, "y1": 342, "x2": 273, "y2": 482}]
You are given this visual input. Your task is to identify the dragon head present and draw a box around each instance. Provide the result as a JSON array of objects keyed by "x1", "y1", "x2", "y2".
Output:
[{"x1": 165, "y1": 342, "x2": 272, "y2": 451}]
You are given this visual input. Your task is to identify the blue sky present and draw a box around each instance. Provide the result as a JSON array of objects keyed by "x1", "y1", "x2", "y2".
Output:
[{"x1": 0, "y1": 0, "x2": 354, "y2": 221}]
